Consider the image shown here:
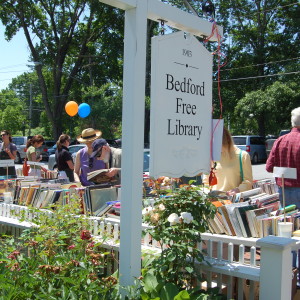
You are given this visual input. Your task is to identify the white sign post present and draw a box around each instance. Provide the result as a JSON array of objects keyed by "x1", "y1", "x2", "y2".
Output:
[
  {"x1": 99, "y1": 0, "x2": 223, "y2": 289},
  {"x1": 273, "y1": 167, "x2": 297, "y2": 223},
  {"x1": 150, "y1": 31, "x2": 212, "y2": 178}
]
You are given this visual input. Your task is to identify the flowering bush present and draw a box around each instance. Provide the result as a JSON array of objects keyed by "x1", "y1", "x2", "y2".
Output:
[
  {"x1": 0, "y1": 198, "x2": 120, "y2": 299},
  {"x1": 141, "y1": 178, "x2": 217, "y2": 295}
]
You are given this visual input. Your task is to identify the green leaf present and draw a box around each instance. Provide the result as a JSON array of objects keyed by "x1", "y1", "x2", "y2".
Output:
[
  {"x1": 185, "y1": 266, "x2": 194, "y2": 274},
  {"x1": 35, "y1": 236, "x2": 44, "y2": 242},
  {"x1": 140, "y1": 292, "x2": 150, "y2": 300},
  {"x1": 166, "y1": 252, "x2": 176, "y2": 262},
  {"x1": 160, "y1": 283, "x2": 179, "y2": 300},
  {"x1": 174, "y1": 290, "x2": 190, "y2": 300},
  {"x1": 143, "y1": 272, "x2": 159, "y2": 293}
]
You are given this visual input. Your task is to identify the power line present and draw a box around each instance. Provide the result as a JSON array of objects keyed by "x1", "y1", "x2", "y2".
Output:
[
  {"x1": 0, "y1": 64, "x2": 27, "y2": 71},
  {"x1": 0, "y1": 69, "x2": 29, "y2": 74},
  {"x1": 254, "y1": 1, "x2": 299, "y2": 14},
  {"x1": 218, "y1": 57, "x2": 300, "y2": 72},
  {"x1": 226, "y1": 1, "x2": 299, "y2": 18},
  {"x1": 215, "y1": 70, "x2": 300, "y2": 82}
]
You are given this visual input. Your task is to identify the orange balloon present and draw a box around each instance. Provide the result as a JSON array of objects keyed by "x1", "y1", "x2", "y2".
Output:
[{"x1": 65, "y1": 101, "x2": 78, "y2": 116}]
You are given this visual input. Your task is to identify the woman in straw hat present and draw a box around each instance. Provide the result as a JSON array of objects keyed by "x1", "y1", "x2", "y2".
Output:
[{"x1": 74, "y1": 128, "x2": 104, "y2": 186}]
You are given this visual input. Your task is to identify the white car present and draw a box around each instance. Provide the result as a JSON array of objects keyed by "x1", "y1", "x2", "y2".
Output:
[{"x1": 48, "y1": 144, "x2": 85, "y2": 170}]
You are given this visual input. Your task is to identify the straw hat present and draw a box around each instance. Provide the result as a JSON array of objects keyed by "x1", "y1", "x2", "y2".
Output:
[{"x1": 77, "y1": 128, "x2": 102, "y2": 143}]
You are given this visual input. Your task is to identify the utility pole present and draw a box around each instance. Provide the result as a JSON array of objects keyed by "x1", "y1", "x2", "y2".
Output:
[{"x1": 28, "y1": 83, "x2": 32, "y2": 136}]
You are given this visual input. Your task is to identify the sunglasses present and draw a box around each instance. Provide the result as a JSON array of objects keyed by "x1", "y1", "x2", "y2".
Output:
[
  {"x1": 96, "y1": 147, "x2": 103, "y2": 158},
  {"x1": 1, "y1": 134, "x2": 7, "y2": 136}
]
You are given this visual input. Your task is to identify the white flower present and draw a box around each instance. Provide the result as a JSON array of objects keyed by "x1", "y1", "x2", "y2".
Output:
[
  {"x1": 167, "y1": 213, "x2": 180, "y2": 225},
  {"x1": 142, "y1": 206, "x2": 153, "y2": 216},
  {"x1": 180, "y1": 212, "x2": 193, "y2": 224},
  {"x1": 158, "y1": 204, "x2": 165, "y2": 211}
]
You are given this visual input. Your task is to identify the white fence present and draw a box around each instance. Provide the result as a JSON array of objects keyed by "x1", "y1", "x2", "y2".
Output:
[{"x1": 0, "y1": 203, "x2": 299, "y2": 300}]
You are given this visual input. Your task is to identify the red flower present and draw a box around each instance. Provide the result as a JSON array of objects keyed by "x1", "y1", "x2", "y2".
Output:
[
  {"x1": 87, "y1": 241, "x2": 95, "y2": 248},
  {"x1": 68, "y1": 244, "x2": 75, "y2": 250},
  {"x1": 80, "y1": 230, "x2": 92, "y2": 240},
  {"x1": 7, "y1": 250, "x2": 20, "y2": 260},
  {"x1": 10, "y1": 262, "x2": 20, "y2": 271}
]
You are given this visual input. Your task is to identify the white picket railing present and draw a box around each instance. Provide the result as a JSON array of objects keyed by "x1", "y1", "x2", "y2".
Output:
[{"x1": 0, "y1": 203, "x2": 299, "y2": 300}]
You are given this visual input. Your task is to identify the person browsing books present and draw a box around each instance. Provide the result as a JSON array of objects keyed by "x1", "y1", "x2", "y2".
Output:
[
  {"x1": 0, "y1": 130, "x2": 17, "y2": 177},
  {"x1": 203, "y1": 127, "x2": 253, "y2": 196},
  {"x1": 90, "y1": 138, "x2": 122, "y2": 185},
  {"x1": 74, "y1": 128, "x2": 105, "y2": 186},
  {"x1": 55, "y1": 134, "x2": 74, "y2": 182},
  {"x1": 266, "y1": 107, "x2": 300, "y2": 208},
  {"x1": 26, "y1": 135, "x2": 44, "y2": 177}
]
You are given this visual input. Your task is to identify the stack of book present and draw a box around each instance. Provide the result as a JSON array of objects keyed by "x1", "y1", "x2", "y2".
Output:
[{"x1": 208, "y1": 191, "x2": 300, "y2": 238}]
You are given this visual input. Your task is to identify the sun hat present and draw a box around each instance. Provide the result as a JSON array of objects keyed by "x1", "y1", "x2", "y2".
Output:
[
  {"x1": 91, "y1": 138, "x2": 108, "y2": 158},
  {"x1": 77, "y1": 128, "x2": 102, "y2": 143}
]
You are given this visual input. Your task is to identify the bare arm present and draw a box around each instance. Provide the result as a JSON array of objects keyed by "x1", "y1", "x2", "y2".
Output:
[
  {"x1": 66, "y1": 160, "x2": 74, "y2": 170},
  {"x1": 5, "y1": 148, "x2": 16, "y2": 160}
]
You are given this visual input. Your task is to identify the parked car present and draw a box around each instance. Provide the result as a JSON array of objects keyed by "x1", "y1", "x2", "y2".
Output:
[
  {"x1": 232, "y1": 135, "x2": 267, "y2": 164},
  {"x1": 48, "y1": 144, "x2": 85, "y2": 170},
  {"x1": 37, "y1": 140, "x2": 56, "y2": 161},
  {"x1": 47, "y1": 144, "x2": 57, "y2": 156},
  {"x1": 11, "y1": 136, "x2": 28, "y2": 163},
  {"x1": 265, "y1": 129, "x2": 291, "y2": 158}
]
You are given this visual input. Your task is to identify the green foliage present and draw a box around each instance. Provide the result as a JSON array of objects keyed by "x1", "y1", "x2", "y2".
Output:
[
  {"x1": 78, "y1": 82, "x2": 123, "y2": 138},
  {"x1": 140, "y1": 179, "x2": 217, "y2": 298},
  {"x1": 0, "y1": 0, "x2": 124, "y2": 138},
  {"x1": 0, "y1": 198, "x2": 120, "y2": 299},
  {"x1": 234, "y1": 81, "x2": 299, "y2": 135}
]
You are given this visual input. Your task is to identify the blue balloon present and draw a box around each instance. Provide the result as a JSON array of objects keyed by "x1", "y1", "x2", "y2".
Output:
[{"x1": 78, "y1": 103, "x2": 91, "y2": 118}]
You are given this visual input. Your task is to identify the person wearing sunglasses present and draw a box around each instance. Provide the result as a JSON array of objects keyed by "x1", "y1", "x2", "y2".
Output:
[
  {"x1": 0, "y1": 130, "x2": 17, "y2": 177},
  {"x1": 74, "y1": 128, "x2": 105, "y2": 186}
]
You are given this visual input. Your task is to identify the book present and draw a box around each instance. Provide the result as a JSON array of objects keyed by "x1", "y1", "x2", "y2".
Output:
[
  {"x1": 238, "y1": 188, "x2": 263, "y2": 201},
  {"x1": 89, "y1": 187, "x2": 118, "y2": 215},
  {"x1": 261, "y1": 216, "x2": 275, "y2": 237},
  {"x1": 87, "y1": 169, "x2": 116, "y2": 183},
  {"x1": 225, "y1": 202, "x2": 250, "y2": 237},
  {"x1": 235, "y1": 204, "x2": 258, "y2": 237},
  {"x1": 246, "y1": 206, "x2": 276, "y2": 237},
  {"x1": 218, "y1": 205, "x2": 236, "y2": 236},
  {"x1": 25, "y1": 185, "x2": 40, "y2": 206},
  {"x1": 293, "y1": 230, "x2": 300, "y2": 237},
  {"x1": 94, "y1": 203, "x2": 114, "y2": 217}
]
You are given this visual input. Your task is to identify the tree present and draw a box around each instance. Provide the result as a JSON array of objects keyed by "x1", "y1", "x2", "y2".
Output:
[
  {"x1": 0, "y1": 0, "x2": 124, "y2": 139},
  {"x1": 216, "y1": 0, "x2": 300, "y2": 135},
  {"x1": 80, "y1": 82, "x2": 123, "y2": 139},
  {"x1": 234, "y1": 81, "x2": 299, "y2": 135},
  {"x1": 0, "y1": 90, "x2": 27, "y2": 133}
]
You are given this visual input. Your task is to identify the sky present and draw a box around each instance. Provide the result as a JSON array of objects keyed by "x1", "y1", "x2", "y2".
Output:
[{"x1": 0, "y1": 24, "x2": 31, "y2": 90}]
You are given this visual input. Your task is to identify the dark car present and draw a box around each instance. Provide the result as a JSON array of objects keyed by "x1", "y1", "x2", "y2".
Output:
[
  {"x1": 47, "y1": 144, "x2": 57, "y2": 156},
  {"x1": 37, "y1": 140, "x2": 56, "y2": 161}
]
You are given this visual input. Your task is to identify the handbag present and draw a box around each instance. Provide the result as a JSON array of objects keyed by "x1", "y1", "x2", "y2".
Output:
[
  {"x1": 239, "y1": 150, "x2": 244, "y2": 182},
  {"x1": 22, "y1": 158, "x2": 30, "y2": 176}
]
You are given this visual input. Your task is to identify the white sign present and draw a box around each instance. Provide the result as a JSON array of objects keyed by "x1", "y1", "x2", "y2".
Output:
[
  {"x1": 273, "y1": 167, "x2": 297, "y2": 179},
  {"x1": 0, "y1": 159, "x2": 15, "y2": 167},
  {"x1": 150, "y1": 31, "x2": 212, "y2": 178}
]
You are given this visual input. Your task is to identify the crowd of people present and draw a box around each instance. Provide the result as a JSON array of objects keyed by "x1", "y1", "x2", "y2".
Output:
[{"x1": 0, "y1": 105, "x2": 299, "y2": 205}]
